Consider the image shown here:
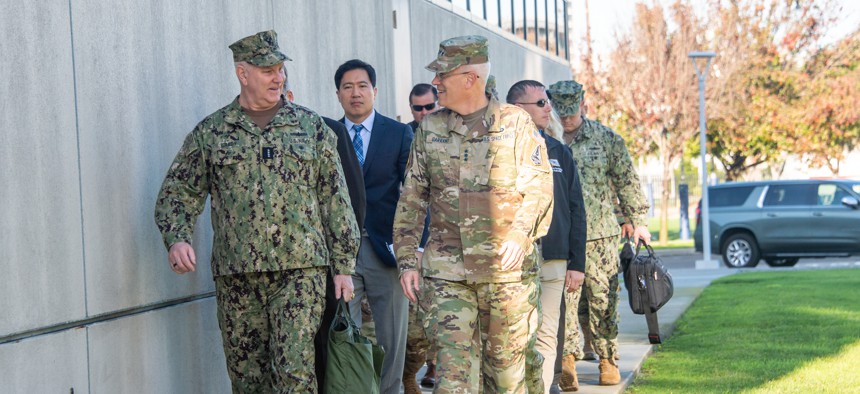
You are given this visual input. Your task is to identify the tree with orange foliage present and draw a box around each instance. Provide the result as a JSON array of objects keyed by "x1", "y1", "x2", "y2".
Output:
[
  {"x1": 585, "y1": 1, "x2": 702, "y2": 245},
  {"x1": 704, "y1": 0, "x2": 846, "y2": 180}
]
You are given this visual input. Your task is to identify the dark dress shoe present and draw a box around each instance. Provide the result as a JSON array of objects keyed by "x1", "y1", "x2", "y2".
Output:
[
  {"x1": 420, "y1": 375, "x2": 435, "y2": 388},
  {"x1": 420, "y1": 363, "x2": 436, "y2": 388}
]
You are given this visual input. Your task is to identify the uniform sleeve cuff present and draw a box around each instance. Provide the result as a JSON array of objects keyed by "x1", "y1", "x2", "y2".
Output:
[{"x1": 505, "y1": 231, "x2": 532, "y2": 253}]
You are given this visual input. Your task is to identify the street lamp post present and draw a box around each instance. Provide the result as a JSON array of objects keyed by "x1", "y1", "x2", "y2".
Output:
[{"x1": 689, "y1": 51, "x2": 719, "y2": 269}]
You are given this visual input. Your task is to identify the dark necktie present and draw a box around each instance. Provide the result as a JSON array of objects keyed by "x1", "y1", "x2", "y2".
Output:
[{"x1": 352, "y1": 124, "x2": 365, "y2": 166}]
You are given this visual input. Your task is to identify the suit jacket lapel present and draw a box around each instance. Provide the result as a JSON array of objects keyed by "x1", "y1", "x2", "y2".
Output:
[{"x1": 363, "y1": 111, "x2": 385, "y2": 175}]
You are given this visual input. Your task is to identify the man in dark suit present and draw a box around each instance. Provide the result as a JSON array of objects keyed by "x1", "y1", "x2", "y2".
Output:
[
  {"x1": 282, "y1": 80, "x2": 367, "y2": 392},
  {"x1": 335, "y1": 59, "x2": 412, "y2": 394}
]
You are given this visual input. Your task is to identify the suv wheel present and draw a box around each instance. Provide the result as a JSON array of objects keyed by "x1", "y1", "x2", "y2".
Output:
[
  {"x1": 765, "y1": 257, "x2": 800, "y2": 267},
  {"x1": 721, "y1": 233, "x2": 760, "y2": 268}
]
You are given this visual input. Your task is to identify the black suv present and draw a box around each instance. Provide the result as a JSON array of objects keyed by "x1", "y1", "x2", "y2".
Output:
[{"x1": 694, "y1": 179, "x2": 860, "y2": 268}]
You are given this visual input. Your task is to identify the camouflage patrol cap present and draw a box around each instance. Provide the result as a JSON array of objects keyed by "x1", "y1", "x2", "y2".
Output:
[
  {"x1": 485, "y1": 75, "x2": 499, "y2": 100},
  {"x1": 547, "y1": 80, "x2": 584, "y2": 117},
  {"x1": 426, "y1": 35, "x2": 489, "y2": 73},
  {"x1": 229, "y1": 30, "x2": 292, "y2": 67}
]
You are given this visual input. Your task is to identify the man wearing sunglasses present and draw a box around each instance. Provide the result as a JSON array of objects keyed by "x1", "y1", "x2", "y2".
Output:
[
  {"x1": 394, "y1": 35, "x2": 554, "y2": 393},
  {"x1": 407, "y1": 83, "x2": 438, "y2": 131},
  {"x1": 507, "y1": 80, "x2": 587, "y2": 393}
]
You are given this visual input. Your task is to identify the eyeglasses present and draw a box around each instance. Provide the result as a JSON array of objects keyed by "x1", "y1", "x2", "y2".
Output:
[
  {"x1": 436, "y1": 71, "x2": 475, "y2": 81},
  {"x1": 515, "y1": 99, "x2": 551, "y2": 108},
  {"x1": 411, "y1": 103, "x2": 437, "y2": 112}
]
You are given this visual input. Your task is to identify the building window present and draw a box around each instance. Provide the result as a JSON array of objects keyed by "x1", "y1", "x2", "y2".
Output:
[{"x1": 442, "y1": 0, "x2": 569, "y2": 60}]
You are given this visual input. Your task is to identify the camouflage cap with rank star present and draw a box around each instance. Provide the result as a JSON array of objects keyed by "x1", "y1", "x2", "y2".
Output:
[
  {"x1": 426, "y1": 35, "x2": 489, "y2": 73},
  {"x1": 229, "y1": 30, "x2": 292, "y2": 67},
  {"x1": 547, "y1": 80, "x2": 584, "y2": 117}
]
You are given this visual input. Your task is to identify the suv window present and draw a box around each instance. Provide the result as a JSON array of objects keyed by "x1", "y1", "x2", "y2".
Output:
[
  {"x1": 817, "y1": 184, "x2": 844, "y2": 206},
  {"x1": 710, "y1": 186, "x2": 755, "y2": 207},
  {"x1": 763, "y1": 184, "x2": 817, "y2": 206}
]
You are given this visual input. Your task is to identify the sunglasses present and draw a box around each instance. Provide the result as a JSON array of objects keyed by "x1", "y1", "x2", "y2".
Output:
[
  {"x1": 411, "y1": 103, "x2": 437, "y2": 112},
  {"x1": 515, "y1": 99, "x2": 551, "y2": 108}
]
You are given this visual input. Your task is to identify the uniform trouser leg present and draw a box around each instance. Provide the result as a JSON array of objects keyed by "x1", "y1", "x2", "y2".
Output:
[
  {"x1": 427, "y1": 276, "x2": 539, "y2": 394},
  {"x1": 314, "y1": 271, "x2": 337, "y2": 392},
  {"x1": 530, "y1": 261, "x2": 565, "y2": 393},
  {"x1": 425, "y1": 279, "x2": 480, "y2": 393},
  {"x1": 479, "y1": 276, "x2": 541, "y2": 394},
  {"x1": 563, "y1": 236, "x2": 620, "y2": 360},
  {"x1": 578, "y1": 293, "x2": 593, "y2": 356},
  {"x1": 348, "y1": 236, "x2": 409, "y2": 394},
  {"x1": 215, "y1": 268, "x2": 325, "y2": 394},
  {"x1": 523, "y1": 279, "x2": 549, "y2": 394},
  {"x1": 404, "y1": 283, "x2": 436, "y2": 378},
  {"x1": 404, "y1": 302, "x2": 429, "y2": 382},
  {"x1": 417, "y1": 276, "x2": 438, "y2": 361}
]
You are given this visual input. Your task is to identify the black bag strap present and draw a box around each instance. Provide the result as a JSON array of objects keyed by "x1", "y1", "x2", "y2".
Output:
[
  {"x1": 330, "y1": 297, "x2": 359, "y2": 336},
  {"x1": 633, "y1": 239, "x2": 656, "y2": 259},
  {"x1": 633, "y1": 239, "x2": 662, "y2": 344},
  {"x1": 619, "y1": 237, "x2": 636, "y2": 275},
  {"x1": 645, "y1": 308, "x2": 662, "y2": 344}
]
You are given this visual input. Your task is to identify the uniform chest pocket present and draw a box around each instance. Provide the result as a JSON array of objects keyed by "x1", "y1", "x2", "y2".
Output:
[
  {"x1": 426, "y1": 135, "x2": 459, "y2": 185},
  {"x1": 482, "y1": 144, "x2": 515, "y2": 189},
  {"x1": 282, "y1": 139, "x2": 318, "y2": 185},
  {"x1": 285, "y1": 142, "x2": 317, "y2": 161},
  {"x1": 580, "y1": 148, "x2": 607, "y2": 171},
  {"x1": 209, "y1": 143, "x2": 253, "y2": 189},
  {"x1": 211, "y1": 145, "x2": 250, "y2": 166}
]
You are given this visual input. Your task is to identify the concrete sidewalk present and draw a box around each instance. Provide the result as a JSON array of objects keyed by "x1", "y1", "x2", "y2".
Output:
[
  {"x1": 565, "y1": 267, "x2": 734, "y2": 393},
  {"x1": 408, "y1": 265, "x2": 734, "y2": 393}
]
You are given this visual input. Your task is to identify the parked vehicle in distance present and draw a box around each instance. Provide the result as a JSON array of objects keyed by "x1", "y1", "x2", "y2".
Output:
[{"x1": 694, "y1": 179, "x2": 860, "y2": 268}]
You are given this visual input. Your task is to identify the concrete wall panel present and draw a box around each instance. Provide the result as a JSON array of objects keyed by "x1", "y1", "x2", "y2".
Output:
[
  {"x1": 0, "y1": 329, "x2": 89, "y2": 392},
  {"x1": 71, "y1": 1, "x2": 275, "y2": 316},
  {"x1": 0, "y1": 0, "x2": 87, "y2": 336},
  {"x1": 273, "y1": 0, "x2": 398, "y2": 120},
  {"x1": 87, "y1": 298, "x2": 229, "y2": 393}
]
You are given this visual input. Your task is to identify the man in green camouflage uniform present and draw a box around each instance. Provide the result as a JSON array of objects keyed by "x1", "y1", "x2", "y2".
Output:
[
  {"x1": 546, "y1": 80, "x2": 650, "y2": 388},
  {"x1": 154, "y1": 30, "x2": 359, "y2": 393},
  {"x1": 393, "y1": 36, "x2": 554, "y2": 393}
]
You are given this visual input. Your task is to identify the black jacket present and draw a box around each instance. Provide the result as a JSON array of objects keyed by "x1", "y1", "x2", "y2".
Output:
[
  {"x1": 541, "y1": 134, "x2": 587, "y2": 272},
  {"x1": 323, "y1": 117, "x2": 366, "y2": 229}
]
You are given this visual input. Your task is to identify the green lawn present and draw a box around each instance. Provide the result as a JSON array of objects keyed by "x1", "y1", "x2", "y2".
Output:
[
  {"x1": 628, "y1": 269, "x2": 860, "y2": 393},
  {"x1": 624, "y1": 216, "x2": 695, "y2": 250}
]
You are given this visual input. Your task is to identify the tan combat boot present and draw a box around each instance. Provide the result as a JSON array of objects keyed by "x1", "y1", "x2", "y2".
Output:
[
  {"x1": 598, "y1": 359, "x2": 621, "y2": 385},
  {"x1": 559, "y1": 354, "x2": 579, "y2": 391}
]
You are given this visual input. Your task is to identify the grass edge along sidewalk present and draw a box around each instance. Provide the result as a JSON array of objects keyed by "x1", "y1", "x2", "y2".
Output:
[{"x1": 627, "y1": 268, "x2": 860, "y2": 394}]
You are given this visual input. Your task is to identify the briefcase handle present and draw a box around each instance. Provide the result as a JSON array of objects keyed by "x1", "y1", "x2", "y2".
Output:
[{"x1": 633, "y1": 239, "x2": 656, "y2": 260}]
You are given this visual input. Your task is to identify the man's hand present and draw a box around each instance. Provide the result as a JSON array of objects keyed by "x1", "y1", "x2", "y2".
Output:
[
  {"x1": 499, "y1": 241, "x2": 526, "y2": 270},
  {"x1": 620, "y1": 223, "x2": 634, "y2": 238},
  {"x1": 632, "y1": 225, "x2": 651, "y2": 245},
  {"x1": 168, "y1": 242, "x2": 197, "y2": 274},
  {"x1": 400, "y1": 270, "x2": 421, "y2": 303},
  {"x1": 334, "y1": 274, "x2": 355, "y2": 302},
  {"x1": 565, "y1": 270, "x2": 585, "y2": 293}
]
